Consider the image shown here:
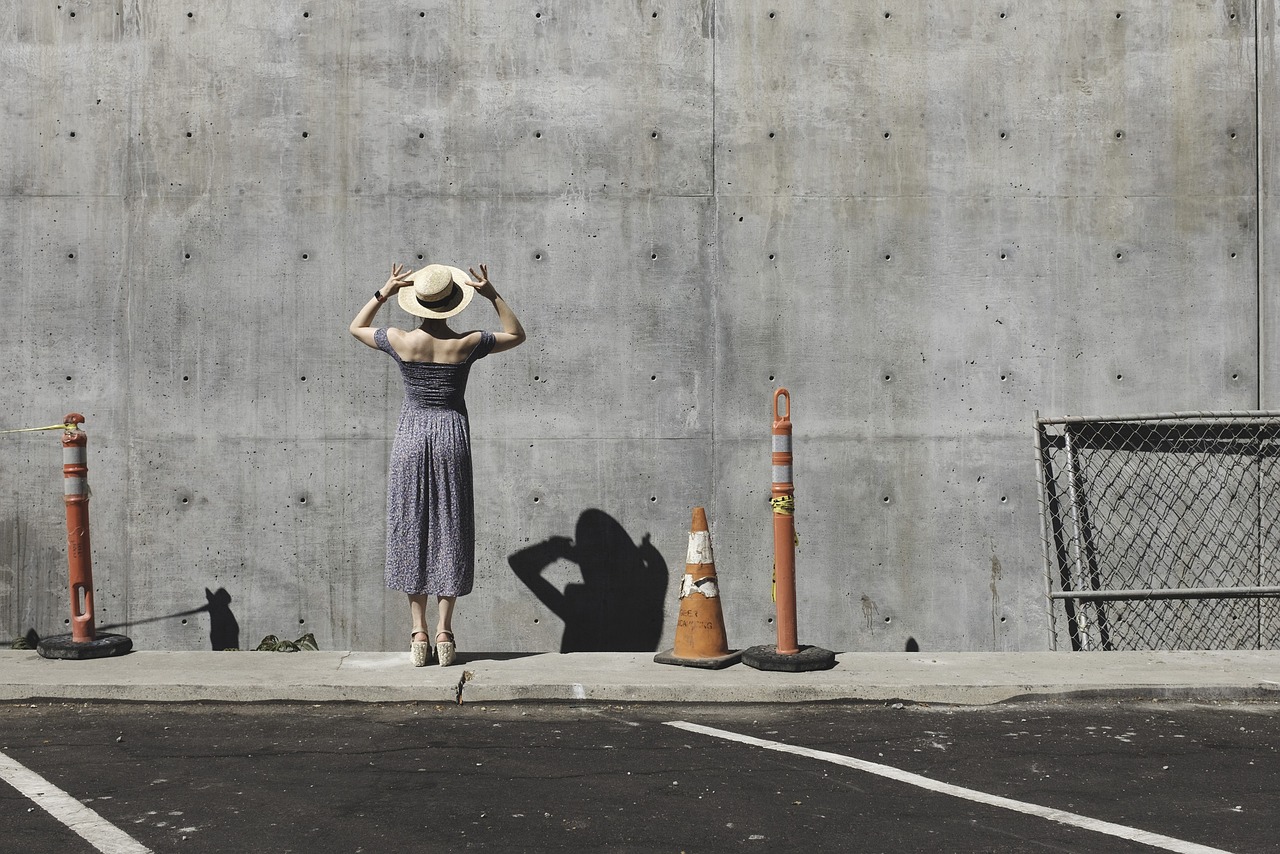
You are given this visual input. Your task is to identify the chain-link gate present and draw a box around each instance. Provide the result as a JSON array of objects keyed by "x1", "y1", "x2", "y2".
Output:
[{"x1": 1036, "y1": 412, "x2": 1280, "y2": 651}]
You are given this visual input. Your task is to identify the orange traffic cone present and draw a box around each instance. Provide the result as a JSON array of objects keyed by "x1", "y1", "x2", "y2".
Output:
[{"x1": 654, "y1": 507, "x2": 742, "y2": 669}]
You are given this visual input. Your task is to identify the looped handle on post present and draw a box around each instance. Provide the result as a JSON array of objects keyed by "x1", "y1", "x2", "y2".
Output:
[{"x1": 773, "y1": 388, "x2": 790, "y2": 425}]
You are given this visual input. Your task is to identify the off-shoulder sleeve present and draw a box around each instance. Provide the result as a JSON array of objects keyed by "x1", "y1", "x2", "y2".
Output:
[
  {"x1": 372, "y1": 328, "x2": 401, "y2": 363},
  {"x1": 465, "y1": 330, "x2": 497, "y2": 364}
]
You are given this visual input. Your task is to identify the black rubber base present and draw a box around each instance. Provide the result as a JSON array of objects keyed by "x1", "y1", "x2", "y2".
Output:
[
  {"x1": 37, "y1": 633, "x2": 133, "y2": 661},
  {"x1": 653, "y1": 648, "x2": 743, "y2": 669},
  {"x1": 742, "y1": 643, "x2": 837, "y2": 672}
]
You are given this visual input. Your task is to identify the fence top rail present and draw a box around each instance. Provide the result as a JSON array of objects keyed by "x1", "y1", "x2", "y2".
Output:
[{"x1": 1037, "y1": 410, "x2": 1280, "y2": 426}]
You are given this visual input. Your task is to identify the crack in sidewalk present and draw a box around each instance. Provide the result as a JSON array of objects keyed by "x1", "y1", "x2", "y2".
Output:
[{"x1": 455, "y1": 670, "x2": 473, "y2": 704}]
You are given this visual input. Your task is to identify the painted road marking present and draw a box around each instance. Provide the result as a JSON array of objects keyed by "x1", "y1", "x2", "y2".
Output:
[
  {"x1": 0, "y1": 749, "x2": 152, "y2": 854},
  {"x1": 666, "y1": 720, "x2": 1233, "y2": 854}
]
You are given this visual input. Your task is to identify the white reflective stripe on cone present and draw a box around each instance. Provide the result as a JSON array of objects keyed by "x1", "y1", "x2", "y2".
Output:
[{"x1": 686, "y1": 530, "x2": 713, "y2": 565}]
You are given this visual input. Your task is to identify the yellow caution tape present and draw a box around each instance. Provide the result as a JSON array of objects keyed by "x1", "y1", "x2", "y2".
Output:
[{"x1": 0, "y1": 423, "x2": 79, "y2": 436}]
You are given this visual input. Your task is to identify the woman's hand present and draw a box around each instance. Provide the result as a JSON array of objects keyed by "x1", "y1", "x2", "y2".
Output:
[
  {"x1": 384, "y1": 263, "x2": 413, "y2": 295},
  {"x1": 467, "y1": 264, "x2": 498, "y2": 300}
]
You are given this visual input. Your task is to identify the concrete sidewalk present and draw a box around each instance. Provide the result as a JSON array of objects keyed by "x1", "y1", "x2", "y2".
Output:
[{"x1": 2, "y1": 649, "x2": 1279, "y2": 705}]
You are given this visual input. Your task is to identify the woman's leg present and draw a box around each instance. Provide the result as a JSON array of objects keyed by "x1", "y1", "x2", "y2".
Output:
[
  {"x1": 409, "y1": 594, "x2": 430, "y2": 642},
  {"x1": 436, "y1": 596, "x2": 456, "y2": 641}
]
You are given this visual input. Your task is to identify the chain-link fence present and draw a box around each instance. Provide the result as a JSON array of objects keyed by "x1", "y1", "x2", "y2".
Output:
[{"x1": 1036, "y1": 412, "x2": 1280, "y2": 651}]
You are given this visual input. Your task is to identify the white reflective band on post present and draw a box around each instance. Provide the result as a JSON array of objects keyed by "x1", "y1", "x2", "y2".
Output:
[
  {"x1": 772, "y1": 434, "x2": 791, "y2": 452},
  {"x1": 63, "y1": 446, "x2": 87, "y2": 465},
  {"x1": 680, "y1": 574, "x2": 720, "y2": 599},
  {"x1": 772, "y1": 465, "x2": 793, "y2": 484},
  {"x1": 64, "y1": 478, "x2": 87, "y2": 495},
  {"x1": 686, "y1": 530, "x2": 714, "y2": 565}
]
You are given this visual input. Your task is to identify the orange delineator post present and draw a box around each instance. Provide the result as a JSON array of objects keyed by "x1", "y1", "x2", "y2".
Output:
[
  {"x1": 772, "y1": 389, "x2": 799, "y2": 655},
  {"x1": 62, "y1": 413, "x2": 96, "y2": 643}
]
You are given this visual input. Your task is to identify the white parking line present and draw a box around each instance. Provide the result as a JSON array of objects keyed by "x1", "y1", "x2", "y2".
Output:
[
  {"x1": 0, "y1": 749, "x2": 152, "y2": 854},
  {"x1": 665, "y1": 720, "x2": 1233, "y2": 854}
]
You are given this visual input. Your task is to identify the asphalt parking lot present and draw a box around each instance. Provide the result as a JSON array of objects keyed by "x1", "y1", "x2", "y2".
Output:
[{"x1": 1, "y1": 699, "x2": 1276, "y2": 853}]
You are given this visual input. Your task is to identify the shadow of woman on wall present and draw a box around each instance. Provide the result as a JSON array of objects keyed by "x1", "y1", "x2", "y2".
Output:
[{"x1": 509, "y1": 509, "x2": 668, "y2": 652}]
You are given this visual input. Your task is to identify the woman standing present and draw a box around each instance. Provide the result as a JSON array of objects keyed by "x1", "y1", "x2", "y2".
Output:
[{"x1": 350, "y1": 262, "x2": 525, "y2": 666}]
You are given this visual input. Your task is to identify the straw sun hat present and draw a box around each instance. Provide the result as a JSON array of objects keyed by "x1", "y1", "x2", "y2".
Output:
[{"x1": 399, "y1": 264, "x2": 474, "y2": 319}]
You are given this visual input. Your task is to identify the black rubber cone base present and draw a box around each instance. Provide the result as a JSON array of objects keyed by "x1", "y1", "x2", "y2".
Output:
[
  {"x1": 654, "y1": 648, "x2": 743, "y2": 669},
  {"x1": 37, "y1": 633, "x2": 133, "y2": 661},
  {"x1": 742, "y1": 643, "x2": 836, "y2": 672}
]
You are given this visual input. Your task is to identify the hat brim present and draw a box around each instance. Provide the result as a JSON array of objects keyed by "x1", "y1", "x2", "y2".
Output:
[{"x1": 399, "y1": 265, "x2": 475, "y2": 318}]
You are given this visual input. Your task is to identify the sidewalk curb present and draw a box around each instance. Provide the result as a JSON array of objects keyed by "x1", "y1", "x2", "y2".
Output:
[{"x1": 2, "y1": 650, "x2": 1278, "y2": 705}]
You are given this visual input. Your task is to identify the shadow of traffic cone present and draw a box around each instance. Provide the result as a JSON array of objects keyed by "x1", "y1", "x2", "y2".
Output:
[{"x1": 654, "y1": 507, "x2": 742, "y2": 669}]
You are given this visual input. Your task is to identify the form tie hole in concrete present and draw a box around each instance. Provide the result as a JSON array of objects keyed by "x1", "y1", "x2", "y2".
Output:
[
  {"x1": 181, "y1": 497, "x2": 189, "y2": 505},
  {"x1": 882, "y1": 496, "x2": 891, "y2": 503},
  {"x1": 652, "y1": 11, "x2": 657, "y2": 17},
  {"x1": 769, "y1": 11, "x2": 776, "y2": 19},
  {"x1": 768, "y1": 375, "x2": 775, "y2": 381},
  {"x1": 1231, "y1": 251, "x2": 1238, "y2": 258},
  {"x1": 186, "y1": 131, "x2": 192, "y2": 138},
  {"x1": 1000, "y1": 374, "x2": 1007, "y2": 381},
  {"x1": 299, "y1": 618, "x2": 305, "y2": 625},
  {"x1": 883, "y1": 131, "x2": 891, "y2": 139},
  {"x1": 999, "y1": 12, "x2": 1006, "y2": 18},
  {"x1": 1230, "y1": 131, "x2": 1237, "y2": 139},
  {"x1": 302, "y1": 131, "x2": 309, "y2": 139},
  {"x1": 999, "y1": 252, "x2": 1007, "y2": 260},
  {"x1": 1115, "y1": 130, "x2": 1124, "y2": 139},
  {"x1": 299, "y1": 496, "x2": 307, "y2": 505},
  {"x1": 69, "y1": 131, "x2": 77, "y2": 138},
  {"x1": 884, "y1": 253, "x2": 891, "y2": 261},
  {"x1": 768, "y1": 253, "x2": 776, "y2": 261},
  {"x1": 535, "y1": 11, "x2": 541, "y2": 18},
  {"x1": 184, "y1": 253, "x2": 190, "y2": 259},
  {"x1": 651, "y1": 131, "x2": 659, "y2": 139},
  {"x1": 651, "y1": 252, "x2": 658, "y2": 260},
  {"x1": 650, "y1": 496, "x2": 657, "y2": 503},
  {"x1": 767, "y1": 617, "x2": 774, "y2": 623},
  {"x1": 1000, "y1": 496, "x2": 1008, "y2": 503},
  {"x1": 650, "y1": 374, "x2": 657, "y2": 381},
  {"x1": 302, "y1": 253, "x2": 309, "y2": 260},
  {"x1": 183, "y1": 375, "x2": 189, "y2": 382},
  {"x1": 533, "y1": 496, "x2": 540, "y2": 503},
  {"x1": 884, "y1": 616, "x2": 892, "y2": 624},
  {"x1": 303, "y1": 11, "x2": 310, "y2": 17},
  {"x1": 419, "y1": 132, "x2": 425, "y2": 139},
  {"x1": 768, "y1": 131, "x2": 776, "y2": 139},
  {"x1": 999, "y1": 131, "x2": 1007, "y2": 140},
  {"x1": 420, "y1": 11, "x2": 425, "y2": 17},
  {"x1": 1116, "y1": 374, "x2": 1124, "y2": 381},
  {"x1": 534, "y1": 252, "x2": 542, "y2": 261},
  {"x1": 884, "y1": 374, "x2": 891, "y2": 382},
  {"x1": 300, "y1": 376, "x2": 307, "y2": 382},
  {"x1": 181, "y1": 619, "x2": 188, "y2": 625},
  {"x1": 1232, "y1": 373, "x2": 1240, "y2": 381},
  {"x1": 883, "y1": 12, "x2": 890, "y2": 19},
  {"x1": 68, "y1": 252, "x2": 75, "y2": 259},
  {"x1": 66, "y1": 375, "x2": 73, "y2": 381},
  {"x1": 534, "y1": 131, "x2": 542, "y2": 139},
  {"x1": 1115, "y1": 252, "x2": 1123, "y2": 260},
  {"x1": 187, "y1": 11, "x2": 193, "y2": 18},
  {"x1": 1116, "y1": 12, "x2": 1122, "y2": 18}
]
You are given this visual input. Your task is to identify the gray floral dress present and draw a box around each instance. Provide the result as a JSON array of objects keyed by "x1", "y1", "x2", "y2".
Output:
[{"x1": 375, "y1": 328, "x2": 496, "y2": 597}]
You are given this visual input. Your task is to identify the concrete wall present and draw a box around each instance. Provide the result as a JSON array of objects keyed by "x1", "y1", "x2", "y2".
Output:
[{"x1": 0, "y1": 1, "x2": 1268, "y2": 654}]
